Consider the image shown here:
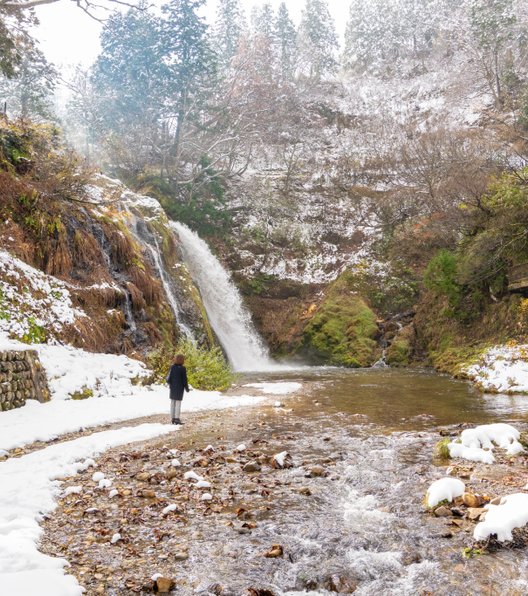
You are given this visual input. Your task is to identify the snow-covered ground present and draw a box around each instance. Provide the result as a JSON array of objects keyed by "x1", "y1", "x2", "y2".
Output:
[
  {"x1": 0, "y1": 423, "x2": 178, "y2": 596},
  {"x1": 465, "y1": 345, "x2": 528, "y2": 394},
  {"x1": 0, "y1": 332, "x2": 303, "y2": 595}
]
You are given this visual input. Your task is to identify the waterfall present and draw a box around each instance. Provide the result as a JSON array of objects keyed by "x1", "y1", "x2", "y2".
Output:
[
  {"x1": 171, "y1": 222, "x2": 277, "y2": 372},
  {"x1": 125, "y1": 210, "x2": 194, "y2": 339}
]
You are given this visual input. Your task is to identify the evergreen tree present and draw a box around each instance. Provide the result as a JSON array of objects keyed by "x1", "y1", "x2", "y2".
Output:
[
  {"x1": 214, "y1": 0, "x2": 245, "y2": 69},
  {"x1": 274, "y1": 2, "x2": 297, "y2": 80},
  {"x1": 0, "y1": 40, "x2": 56, "y2": 119},
  {"x1": 469, "y1": 0, "x2": 517, "y2": 107},
  {"x1": 161, "y1": 0, "x2": 216, "y2": 167},
  {"x1": 90, "y1": 7, "x2": 167, "y2": 169},
  {"x1": 298, "y1": 0, "x2": 338, "y2": 80},
  {"x1": 251, "y1": 3, "x2": 275, "y2": 40}
]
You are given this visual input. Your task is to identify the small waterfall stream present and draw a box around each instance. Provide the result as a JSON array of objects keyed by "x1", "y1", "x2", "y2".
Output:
[
  {"x1": 125, "y1": 210, "x2": 194, "y2": 339},
  {"x1": 171, "y1": 222, "x2": 278, "y2": 372}
]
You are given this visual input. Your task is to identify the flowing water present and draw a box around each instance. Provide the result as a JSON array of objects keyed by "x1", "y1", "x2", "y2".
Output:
[
  {"x1": 168, "y1": 368, "x2": 528, "y2": 595},
  {"x1": 171, "y1": 222, "x2": 278, "y2": 372},
  {"x1": 127, "y1": 214, "x2": 194, "y2": 338}
]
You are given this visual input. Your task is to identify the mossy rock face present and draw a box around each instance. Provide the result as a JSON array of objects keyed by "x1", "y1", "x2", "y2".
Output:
[
  {"x1": 386, "y1": 324, "x2": 415, "y2": 367},
  {"x1": 299, "y1": 271, "x2": 381, "y2": 367}
]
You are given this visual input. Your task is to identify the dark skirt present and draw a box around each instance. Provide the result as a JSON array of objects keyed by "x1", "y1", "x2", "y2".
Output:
[{"x1": 170, "y1": 388, "x2": 184, "y2": 401}]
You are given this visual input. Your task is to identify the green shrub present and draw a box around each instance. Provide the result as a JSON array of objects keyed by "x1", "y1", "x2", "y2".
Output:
[
  {"x1": 424, "y1": 250, "x2": 462, "y2": 311},
  {"x1": 20, "y1": 317, "x2": 47, "y2": 344},
  {"x1": 70, "y1": 386, "x2": 94, "y2": 400},
  {"x1": 147, "y1": 338, "x2": 234, "y2": 391}
]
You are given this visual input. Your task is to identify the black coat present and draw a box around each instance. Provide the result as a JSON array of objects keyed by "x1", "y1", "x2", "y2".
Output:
[{"x1": 167, "y1": 364, "x2": 189, "y2": 401}]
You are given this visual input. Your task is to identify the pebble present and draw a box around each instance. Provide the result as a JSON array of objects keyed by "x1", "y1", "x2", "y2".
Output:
[
  {"x1": 434, "y1": 506, "x2": 453, "y2": 517},
  {"x1": 91, "y1": 472, "x2": 105, "y2": 482},
  {"x1": 243, "y1": 461, "x2": 262, "y2": 473},
  {"x1": 308, "y1": 465, "x2": 325, "y2": 477}
]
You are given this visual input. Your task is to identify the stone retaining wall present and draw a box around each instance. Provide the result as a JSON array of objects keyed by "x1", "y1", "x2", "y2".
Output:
[{"x1": 0, "y1": 350, "x2": 50, "y2": 411}]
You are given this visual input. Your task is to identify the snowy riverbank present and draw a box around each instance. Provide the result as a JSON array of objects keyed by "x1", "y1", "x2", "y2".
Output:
[
  {"x1": 0, "y1": 334, "x2": 303, "y2": 594},
  {"x1": 465, "y1": 345, "x2": 528, "y2": 394}
]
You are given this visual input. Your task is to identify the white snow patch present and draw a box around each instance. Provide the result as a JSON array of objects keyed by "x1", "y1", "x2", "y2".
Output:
[
  {"x1": 110, "y1": 533, "x2": 121, "y2": 544},
  {"x1": 474, "y1": 493, "x2": 528, "y2": 542},
  {"x1": 0, "y1": 423, "x2": 177, "y2": 595},
  {"x1": 162, "y1": 504, "x2": 178, "y2": 516},
  {"x1": 183, "y1": 471, "x2": 203, "y2": 482},
  {"x1": 201, "y1": 492, "x2": 213, "y2": 501},
  {"x1": 62, "y1": 486, "x2": 82, "y2": 496},
  {"x1": 426, "y1": 478, "x2": 465, "y2": 508},
  {"x1": 0, "y1": 251, "x2": 85, "y2": 342},
  {"x1": 0, "y1": 349, "x2": 264, "y2": 452},
  {"x1": 236, "y1": 443, "x2": 246, "y2": 452},
  {"x1": 195, "y1": 480, "x2": 211, "y2": 489},
  {"x1": 272, "y1": 451, "x2": 289, "y2": 468},
  {"x1": 448, "y1": 423, "x2": 523, "y2": 463},
  {"x1": 466, "y1": 345, "x2": 528, "y2": 393}
]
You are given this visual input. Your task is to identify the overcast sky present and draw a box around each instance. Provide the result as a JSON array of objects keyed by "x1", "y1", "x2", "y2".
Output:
[{"x1": 34, "y1": 0, "x2": 349, "y2": 69}]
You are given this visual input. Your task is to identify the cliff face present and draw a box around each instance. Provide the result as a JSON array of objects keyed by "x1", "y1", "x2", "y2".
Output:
[{"x1": 0, "y1": 121, "x2": 213, "y2": 356}]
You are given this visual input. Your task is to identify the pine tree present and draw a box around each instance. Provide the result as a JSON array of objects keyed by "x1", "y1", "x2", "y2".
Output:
[
  {"x1": 343, "y1": 0, "x2": 395, "y2": 72},
  {"x1": 298, "y1": 0, "x2": 339, "y2": 80},
  {"x1": 274, "y1": 2, "x2": 297, "y2": 80},
  {"x1": 161, "y1": 0, "x2": 216, "y2": 166},
  {"x1": 251, "y1": 3, "x2": 275, "y2": 40},
  {"x1": 469, "y1": 0, "x2": 517, "y2": 107},
  {"x1": 90, "y1": 7, "x2": 167, "y2": 169},
  {"x1": 0, "y1": 39, "x2": 56, "y2": 119},
  {"x1": 214, "y1": 0, "x2": 245, "y2": 69}
]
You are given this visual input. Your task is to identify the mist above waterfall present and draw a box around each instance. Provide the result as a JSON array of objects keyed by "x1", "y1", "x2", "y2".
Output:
[{"x1": 171, "y1": 222, "x2": 278, "y2": 372}]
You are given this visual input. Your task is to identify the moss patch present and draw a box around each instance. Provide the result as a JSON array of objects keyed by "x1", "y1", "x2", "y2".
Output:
[
  {"x1": 299, "y1": 271, "x2": 381, "y2": 367},
  {"x1": 385, "y1": 324, "x2": 415, "y2": 367}
]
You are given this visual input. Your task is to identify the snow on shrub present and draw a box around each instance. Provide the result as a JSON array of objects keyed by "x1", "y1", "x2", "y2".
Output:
[
  {"x1": 448, "y1": 423, "x2": 524, "y2": 464},
  {"x1": 474, "y1": 493, "x2": 528, "y2": 542},
  {"x1": 426, "y1": 477, "x2": 465, "y2": 508}
]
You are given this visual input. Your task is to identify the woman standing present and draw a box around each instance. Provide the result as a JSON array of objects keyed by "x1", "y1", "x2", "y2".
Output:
[{"x1": 166, "y1": 354, "x2": 190, "y2": 425}]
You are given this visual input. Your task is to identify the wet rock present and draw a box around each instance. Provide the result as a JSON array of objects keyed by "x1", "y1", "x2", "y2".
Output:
[
  {"x1": 138, "y1": 489, "x2": 156, "y2": 498},
  {"x1": 434, "y1": 506, "x2": 453, "y2": 517},
  {"x1": 263, "y1": 544, "x2": 283, "y2": 558},
  {"x1": 467, "y1": 507, "x2": 486, "y2": 521},
  {"x1": 243, "y1": 461, "x2": 262, "y2": 473},
  {"x1": 270, "y1": 452, "x2": 293, "y2": 469},
  {"x1": 155, "y1": 576, "x2": 175, "y2": 593},
  {"x1": 165, "y1": 469, "x2": 178, "y2": 480},
  {"x1": 307, "y1": 465, "x2": 325, "y2": 478},
  {"x1": 462, "y1": 492, "x2": 487, "y2": 508},
  {"x1": 446, "y1": 465, "x2": 473, "y2": 479},
  {"x1": 324, "y1": 574, "x2": 358, "y2": 593}
]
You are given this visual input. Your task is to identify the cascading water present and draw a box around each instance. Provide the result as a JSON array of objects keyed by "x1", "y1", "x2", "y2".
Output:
[
  {"x1": 125, "y1": 210, "x2": 194, "y2": 339},
  {"x1": 171, "y1": 221, "x2": 278, "y2": 372}
]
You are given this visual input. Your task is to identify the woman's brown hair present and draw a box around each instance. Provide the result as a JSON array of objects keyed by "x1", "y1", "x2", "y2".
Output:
[{"x1": 174, "y1": 354, "x2": 185, "y2": 365}]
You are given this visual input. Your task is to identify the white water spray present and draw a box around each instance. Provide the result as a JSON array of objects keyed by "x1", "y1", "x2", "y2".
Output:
[{"x1": 171, "y1": 222, "x2": 278, "y2": 372}]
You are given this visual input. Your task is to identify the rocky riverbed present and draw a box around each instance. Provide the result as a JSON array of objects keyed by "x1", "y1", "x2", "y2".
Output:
[{"x1": 37, "y1": 387, "x2": 528, "y2": 595}]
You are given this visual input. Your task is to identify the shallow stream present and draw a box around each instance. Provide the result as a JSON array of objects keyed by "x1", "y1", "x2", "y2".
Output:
[
  {"x1": 42, "y1": 368, "x2": 528, "y2": 595},
  {"x1": 179, "y1": 368, "x2": 528, "y2": 595}
]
